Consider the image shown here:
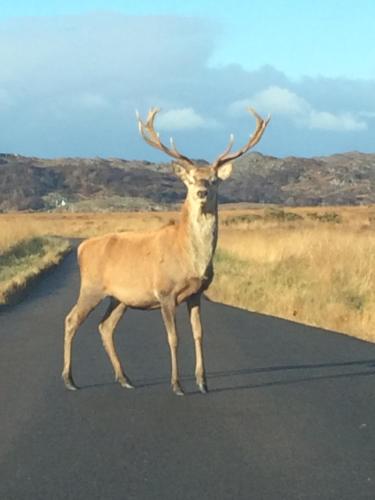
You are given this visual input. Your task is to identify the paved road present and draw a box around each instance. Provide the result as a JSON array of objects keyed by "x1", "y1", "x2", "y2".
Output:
[{"x1": 0, "y1": 250, "x2": 375, "y2": 500}]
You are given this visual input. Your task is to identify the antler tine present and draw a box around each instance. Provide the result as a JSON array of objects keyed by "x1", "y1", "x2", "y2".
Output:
[
  {"x1": 247, "y1": 107, "x2": 271, "y2": 143},
  {"x1": 146, "y1": 107, "x2": 159, "y2": 131},
  {"x1": 212, "y1": 108, "x2": 271, "y2": 170},
  {"x1": 136, "y1": 107, "x2": 159, "y2": 147},
  {"x1": 169, "y1": 137, "x2": 181, "y2": 157},
  {"x1": 137, "y1": 108, "x2": 194, "y2": 168},
  {"x1": 219, "y1": 133, "x2": 235, "y2": 160}
]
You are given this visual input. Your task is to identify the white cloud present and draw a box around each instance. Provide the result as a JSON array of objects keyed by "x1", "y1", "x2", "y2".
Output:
[
  {"x1": 157, "y1": 108, "x2": 218, "y2": 130},
  {"x1": 308, "y1": 111, "x2": 366, "y2": 131},
  {"x1": 230, "y1": 86, "x2": 367, "y2": 132},
  {"x1": 230, "y1": 87, "x2": 309, "y2": 116}
]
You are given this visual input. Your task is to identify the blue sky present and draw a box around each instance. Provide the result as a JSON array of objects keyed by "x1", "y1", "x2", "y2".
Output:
[{"x1": 0, "y1": 0, "x2": 374, "y2": 160}]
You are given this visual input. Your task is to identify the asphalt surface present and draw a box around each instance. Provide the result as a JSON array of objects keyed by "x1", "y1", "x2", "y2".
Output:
[{"x1": 1, "y1": 250, "x2": 375, "y2": 500}]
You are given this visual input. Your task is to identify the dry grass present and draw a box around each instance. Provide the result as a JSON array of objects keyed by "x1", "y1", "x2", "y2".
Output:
[
  {"x1": 1, "y1": 206, "x2": 375, "y2": 341},
  {"x1": 0, "y1": 211, "x2": 178, "y2": 248},
  {"x1": 0, "y1": 236, "x2": 71, "y2": 304},
  {"x1": 207, "y1": 226, "x2": 375, "y2": 342},
  {"x1": 207, "y1": 206, "x2": 375, "y2": 342}
]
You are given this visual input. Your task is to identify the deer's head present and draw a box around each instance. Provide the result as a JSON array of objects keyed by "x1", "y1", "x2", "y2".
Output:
[{"x1": 137, "y1": 108, "x2": 270, "y2": 210}]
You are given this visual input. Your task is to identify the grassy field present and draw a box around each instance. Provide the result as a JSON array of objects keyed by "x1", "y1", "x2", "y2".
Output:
[{"x1": 1, "y1": 205, "x2": 375, "y2": 341}]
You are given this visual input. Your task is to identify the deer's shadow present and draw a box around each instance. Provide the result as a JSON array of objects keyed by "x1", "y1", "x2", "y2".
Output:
[{"x1": 78, "y1": 358, "x2": 375, "y2": 394}]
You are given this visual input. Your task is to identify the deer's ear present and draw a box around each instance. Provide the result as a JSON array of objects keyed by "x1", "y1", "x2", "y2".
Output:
[
  {"x1": 217, "y1": 162, "x2": 233, "y2": 181},
  {"x1": 172, "y1": 163, "x2": 191, "y2": 183}
]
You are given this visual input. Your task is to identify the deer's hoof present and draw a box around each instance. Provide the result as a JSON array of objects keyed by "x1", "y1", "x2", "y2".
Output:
[
  {"x1": 198, "y1": 382, "x2": 208, "y2": 394},
  {"x1": 63, "y1": 376, "x2": 79, "y2": 391},
  {"x1": 172, "y1": 383, "x2": 185, "y2": 396},
  {"x1": 118, "y1": 378, "x2": 135, "y2": 389}
]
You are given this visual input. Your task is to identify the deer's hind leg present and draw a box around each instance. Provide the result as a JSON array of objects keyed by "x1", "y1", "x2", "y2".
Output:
[
  {"x1": 62, "y1": 289, "x2": 103, "y2": 391},
  {"x1": 98, "y1": 298, "x2": 133, "y2": 389}
]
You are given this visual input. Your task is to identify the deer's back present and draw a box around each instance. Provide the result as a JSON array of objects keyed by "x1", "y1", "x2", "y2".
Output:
[{"x1": 77, "y1": 226, "x2": 201, "y2": 308}]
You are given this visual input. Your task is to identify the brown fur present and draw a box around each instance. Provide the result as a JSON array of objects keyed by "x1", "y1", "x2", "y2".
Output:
[
  {"x1": 62, "y1": 107, "x2": 269, "y2": 395},
  {"x1": 62, "y1": 194, "x2": 217, "y2": 394}
]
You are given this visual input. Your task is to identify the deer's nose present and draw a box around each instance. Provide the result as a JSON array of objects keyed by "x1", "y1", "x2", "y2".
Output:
[{"x1": 197, "y1": 189, "x2": 208, "y2": 199}]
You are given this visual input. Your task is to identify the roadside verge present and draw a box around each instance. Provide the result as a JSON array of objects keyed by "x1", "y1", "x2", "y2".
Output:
[{"x1": 0, "y1": 236, "x2": 71, "y2": 305}]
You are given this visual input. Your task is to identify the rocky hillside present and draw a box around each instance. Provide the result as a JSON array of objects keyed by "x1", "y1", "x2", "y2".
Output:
[{"x1": 1, "y1": 151, "x2": 375, "y2": 211}]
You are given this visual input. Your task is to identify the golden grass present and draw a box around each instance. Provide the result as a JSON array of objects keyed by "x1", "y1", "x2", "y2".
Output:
[
  {"x1": 207, "y1": 226, "x2": 375, "y2": 342},
  {"x1": 0, "y1": 236, "x2": 71, "y2": 304},
  {"x1": 0, "y1": 211, "x2": 178, "y2": 247},
  {"x1": 1, "y1": 205, "x2": 375, "y2": 341}
]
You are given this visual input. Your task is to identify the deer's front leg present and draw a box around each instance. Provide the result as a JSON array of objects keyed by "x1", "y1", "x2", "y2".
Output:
[
  {"x1": 161, "y1": 300, "x2": 184, "y2": 396},
  {"x1": 187, "y1": 294, "x2": 208, "y2": 394}
]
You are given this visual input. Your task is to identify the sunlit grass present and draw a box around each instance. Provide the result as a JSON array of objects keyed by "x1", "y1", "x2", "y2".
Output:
[
  {"x1": 0, "y1": 211, "x2": 178, "y2": 247},
  {"x1": 207, "y1": 226, "x2": 375, "y2": 342},
  {"x1": 0, "y1": 236, "x2": 71, "y2": 304}
]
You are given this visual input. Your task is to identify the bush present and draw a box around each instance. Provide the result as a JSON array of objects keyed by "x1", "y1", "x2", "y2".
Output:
[
  {"x1": 307, "y1": 212, "x2": 342, "y2": 223},
  {"x1": 264, "y1": 207, "x2": 303, "y2": 222},
  {"x1": 223, "y1": 214, "x2": 262, "y2": 225}
]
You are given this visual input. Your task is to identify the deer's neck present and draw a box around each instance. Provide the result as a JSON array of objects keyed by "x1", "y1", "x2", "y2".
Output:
[{"x1": 179, "y1": 198, "x2": 218, "y2": 278}]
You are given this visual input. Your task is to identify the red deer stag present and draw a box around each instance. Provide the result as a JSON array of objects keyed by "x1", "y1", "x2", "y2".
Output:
[{"x1": 62, "y1": 108, "x2": 270, "y2": 395}]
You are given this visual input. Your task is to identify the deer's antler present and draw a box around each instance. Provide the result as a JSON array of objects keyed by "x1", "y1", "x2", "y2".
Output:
[
  {"x1": 212, "y1": 108, "x2": 271, "y2": 170},
  {"x1": 136, "y1": 108, "x2": 194, "y2": 170}
]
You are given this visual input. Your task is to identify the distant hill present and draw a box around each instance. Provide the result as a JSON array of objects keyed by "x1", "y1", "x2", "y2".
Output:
[{"x1": 1, "y1": 151, "x2": 375, "y2": 211}]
